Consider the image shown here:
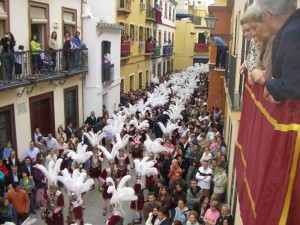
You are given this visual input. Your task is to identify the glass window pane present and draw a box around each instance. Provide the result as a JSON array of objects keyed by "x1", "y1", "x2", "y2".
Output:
[
  {"x1": 64, "y1": 89, "x2": 77, "y2": 129},
  {"x1": 0, "y1": 110, "x2": 11, "y2": 148}
]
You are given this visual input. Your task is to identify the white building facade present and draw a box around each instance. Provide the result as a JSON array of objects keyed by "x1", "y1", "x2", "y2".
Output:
[
  {"x1": 82, "y1": 0, "x2": 122, "y2": 118},
  {"x1": 151, "y1": 0, "x2": 177, "y2": 77},
  {"x1": 0, "y1": 0, "x2": 87, "y2": 159}
]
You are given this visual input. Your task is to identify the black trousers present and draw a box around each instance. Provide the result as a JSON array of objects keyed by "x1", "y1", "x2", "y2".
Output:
[
  {"x1": 216, "y1": 46, "x2": 227, "y2": 68},
  {"x1": 17, "y1": 212, "x2": 29, "y2": 225}
]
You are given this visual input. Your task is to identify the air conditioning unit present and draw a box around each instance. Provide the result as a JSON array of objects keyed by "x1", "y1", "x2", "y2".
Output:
[
  {"x1": 140, "y1": 2, "x2": 146, "y2": 10},
  {"x1": 139, "y1": 42, "x2": 145, "y2": 50}
]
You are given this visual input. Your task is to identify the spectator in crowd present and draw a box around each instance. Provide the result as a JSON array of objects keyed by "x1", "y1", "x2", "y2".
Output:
[
  {"x1": 63, "y1": 32, "x2": 71, "y2": 71},
  {"x1": 186, "y1": 211, "x2": 200, "y2": 225},
  {"x1": 44, "y1": 148, "x2": 57, "y2": 169},
  {"x1": 1, "y1": 32, "x2": 16, "y2": 83},
  {"x1": 32, "y1": 158, "x2": 46, "y2": 210},
  {"x1": 2, "y1": 141, "x2": 13, "y2": 161},
  {"x1": 177, "y1": 155, "x2": 189, "y2": 180},
  {"x1": 145, "y1": 206, "x2": 160, "y2": 225},
  {"x1": 48, "y1": 31, "x2": 58, "y2": 70},
  {"x1": 21, "y1": 157, "x2": 34, "y2": 177},
  {"x1": 157, "y1": 208, "x2": 171, "y2": 225},
  {"x1": 0, "y1": 159, "x2": 9, "y2": 177},
  {"x1": 143, "y1": 192, "x2": 162, "y2": 221},
  {"x1": 168, "y1": 159, "x2": 183, "y2": 184},
  {"x1": 186, "y1": 179, "x2": 202, "y2": 211},
  {"x1": 85, "y1": 111, "x2": 97, "y2": 128},
  {"x1": 56, "y1": 127, "x2": 67, "y2": 142},
  {"x1": 36, "y1": 136, "x2": 47, "y2": 158},
  {"x1": 24, "y1": 141, "x2": 39, "y2": 163},
  {"x1": 33, "y1": 127, "x2": 42, "y2": 145},
  {"x1": 64, "y1": 122, "x2": 73, "y2": 140},
  {"x1": 174, "y1": 199, "x2": 189, "y2": 224},
  {"x1": 20, "y1": 171, "x2": 35, "y2": 214},
  {"x1": 56, "y1": 137, "x2": 68, "y2": 153},
  {"x1": 216, "y1": 204, "x2": 234, "y2": 225},
  {"x1": 203, "y1": 201, "x2": 220, "y2": 225},
  {"x1": 7, "y1": 182, "x2": 30, "y2": 224},
  {"x1": 211, "y1": 163, "x2": 228, "y2": 203},
  {"x1": 73, "y1": 31, "x2": 82, "y2": 69},
  {"x1": 157, "y1": 186, "x2": 171, "y2": 212},
  {"x1": 43, "y1": 133, "x2": 58, "y2": 152},
  {"x1": 210, "y1": 35, "x2": 227, "y2": 69},
  {"x1": 196, "y1": 160, "x2": 212, "y2": 197},
  {"x1": 169, "y1": 172, "x2": 188, "y2": 193},
  {"x1": 5, "y1": 165, "x2": 20, "y2": 188},
  {"x1": 30, "y1": 33, "x2": 42, "y2": 77},
  {"x1": 4, "y1": 150, "x2": 20, "y2": 172}
]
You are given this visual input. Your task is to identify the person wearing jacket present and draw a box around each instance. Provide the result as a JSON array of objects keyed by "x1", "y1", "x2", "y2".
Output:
[
  {"x1": 186, "y1": 179, "x2": 202, "y2": 211},
  {"x1": 1, "y1": 32, "x2": 16, "y2": 83},
  {"x1": 20, "y1": 171, "x2": 36, "y2": 214},
  {"x1": 174, "y1": 199, "x2": 189, "y2": 225},
  {"x1": 195, "y1": 160, "x2": 212, "y2": 197},
  {"x1": 211, "y1": 163, "x2": 228, "y2": 202}
]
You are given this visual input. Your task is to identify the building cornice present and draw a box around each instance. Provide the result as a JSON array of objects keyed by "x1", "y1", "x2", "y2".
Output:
[{"x1": 97, "y1": 21, "x2": 124, "y2": 31}]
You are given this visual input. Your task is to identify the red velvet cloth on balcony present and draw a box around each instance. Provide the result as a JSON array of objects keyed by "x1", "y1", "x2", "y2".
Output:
[
  {"x1": 194, "y1": 43, "x2": 209, "y2": 52},
  {"x1": 145, "y1": 42, "x2": 153, "y2": 53},
  {"x1": 156, "y1": 9, "x2": 162, "y2": 24},
  {"x1": 121, "y1": 41, "x2": 130, "y2": 57},
  {"x1": 236, "y1": 82, "x2": 300, "y2": 225}
]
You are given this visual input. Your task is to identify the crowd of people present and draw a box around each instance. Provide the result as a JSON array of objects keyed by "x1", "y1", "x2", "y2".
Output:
[
  {"x1": 1, "y1": 30, "x2": 82, "y2": 84},
  {"x1": 0, "y1": 63, "x2": 234, "y2": 225}
]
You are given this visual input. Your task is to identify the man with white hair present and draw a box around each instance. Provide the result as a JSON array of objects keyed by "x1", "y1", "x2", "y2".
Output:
[{"x1": 256, "y1": 0, "x2": 300, "y2": 102}]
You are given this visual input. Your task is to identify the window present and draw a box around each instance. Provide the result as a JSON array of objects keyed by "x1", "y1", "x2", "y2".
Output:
[
  {"x1": 163, "y1": 61, "x2": 166, "y2": 75},
  {"x1": 198, "y1": 33, "x2": 206, "y2": 43},
  {"x1": 152, "y1": 63, "x2": 156, "y2": 76},
  {"x1": 158, "y1": 62, "x2": 161, "y2": 77},
  {"x1": 158, "y1": 30, "x2": 162, "y2": 46},
  {"x1": 146, "y1": 70, "x2": 150, "y2": 84},
  {"x1": 0, "y1": 105, "x2": 16, "y2": 153},
  {"x1": 62, "y1": 8, "x2": 77, "y2": 38},
  {"x1": 139, "y1": 72, "x2": 143, "y2": 88},
  {"x1": 164, "y1": 31, "x2": 167, "y2": 44},
  {"x1": 168, "y1": 32, "x2": 171, "y2": 43},
  {"x1": 0, "y1": 0, "x2": 9, "y2": 37},
  {"x1": 130, "y1": 24, "x2": 135, "y2": 41},
  {"x1": 120, "y1": 79, "x2": 124, "y2": 94},
  {"x1": 130, "y1": 75, "x2": 134, "y2": 90},
  {"x1": 173, "y1": 8, "x2": 175, "y2": 21},
  {"x1": 165, "y1": 3, "x2": 168, "y2": 18},
  {"x1": 139, "y1": 26, "x2": 144, "y2": 41},
  {"x1": 169, "y1": 6, "x2": 171, "y2": 19},
  {"x1": 170, "y1": 58, "x2": 174, "y2": 72},
  {"x1": 172, "y1": 33, "x2": 174, "y2": 44},
  {"x1": 64, "y1": 87, "x2": 78, "y2": 129},
  {"x1": 30, "y1": 2, "x2": 49, "y2": 49}
]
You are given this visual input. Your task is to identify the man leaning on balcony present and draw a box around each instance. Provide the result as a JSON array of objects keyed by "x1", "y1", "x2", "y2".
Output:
[
  {"x1": 210, "y1": 34, "x2": 227, "y2": 69},
  {"x1": 256, "y1": 0, "x2": 300, "y2": 103}
]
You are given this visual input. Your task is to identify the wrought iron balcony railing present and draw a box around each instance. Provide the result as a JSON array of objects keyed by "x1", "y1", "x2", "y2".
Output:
[
  {"x1": 121, "y1": 41, "x2": 131, "y2": 57},
  {"x1": 0, "y1": 48, "x2": 88, "y2": 88},
  {"x1": 163, "y1": 46, "x2": 174, "y2": 55},
  {"x1": 194, "y1": 43, "x2": 209, "y2": 52},
  {"x1": 152, "y1": 46, "x2": 161, "y2": 58},
  {"x1": 118, "y1": 0, "x2": 131, "y2": 14}
]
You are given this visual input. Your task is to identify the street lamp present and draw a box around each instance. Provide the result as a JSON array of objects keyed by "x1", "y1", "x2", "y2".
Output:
[{"x1": 204, "y1": 16, "x2": 218, "y2": 29}]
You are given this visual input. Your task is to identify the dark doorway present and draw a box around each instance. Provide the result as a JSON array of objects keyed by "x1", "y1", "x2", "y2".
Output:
[
  {"x1": 30, "y1": 92, "x2": 55, "y2": 139},
  {"x1": 198, "y1": 33, "x2": 206, "y2": 43}
]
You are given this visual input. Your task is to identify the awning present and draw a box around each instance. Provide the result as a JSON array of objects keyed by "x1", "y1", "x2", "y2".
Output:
[
  {"x1": 0, "y1": 2, "x2": 7, "y2": 20},
  {"x1": 176, "y1": 13, "x2": 193, "y2": 20},
  {"x1": 193, "y1": 55, "x2": 209, "y2": 59},
  {"x1": 31, "y1": 18, "x2": 48, "y2": 24},
  {"x1": 63, "y1": 12, "x2": 76, "y2": 25},
  {"x1": 30, "y1": 7, "x2": 47, "y2": 24}
]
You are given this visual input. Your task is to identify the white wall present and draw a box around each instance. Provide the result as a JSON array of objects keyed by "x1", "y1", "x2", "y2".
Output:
[
  {"x1": 82, "y1": 0, "x2": 121, "y2": 118},
  {"x1": 86, "y1": 0, "x2": 116, "y2": 23}
]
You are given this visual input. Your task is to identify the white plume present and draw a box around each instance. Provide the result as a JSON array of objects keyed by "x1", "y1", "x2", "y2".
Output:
[
  {"x1": 65, "y1": 144, "x2": 93, "y2": 164},
  {"x1": 158, "y1": 120, "x2": 180, "y2": 138},
  {"x1": 84, "y1": 130, "x2": 106, "y2": 147}
]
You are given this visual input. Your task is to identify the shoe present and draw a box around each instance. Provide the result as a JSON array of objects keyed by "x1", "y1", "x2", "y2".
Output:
[{"x1": 103, "y1": 208, "x2": 107, "y2": 216}]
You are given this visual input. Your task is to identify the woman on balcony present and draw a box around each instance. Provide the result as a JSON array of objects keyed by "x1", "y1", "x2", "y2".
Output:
[
  {"x1": 30, "y1": 33, "x2": 42, "y2": 77},
  {"x1": 1, "y1": 32, "x2": 16, "y2": 84},
  {"x1": 48, "y1": 31, "x2": 58, "y2": 71}
]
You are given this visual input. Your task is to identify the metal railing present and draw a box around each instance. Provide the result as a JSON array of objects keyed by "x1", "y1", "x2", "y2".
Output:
[
  {"x1": 194, "y1": 43, "x2": 209, "y2": 52},
  {"x1": 121, "y1": 41, "x2": 130, "y2": 57},
  {"x1": 0, "y1": 48, "x2": 88, "y2": 85},
  {"x1": 118, "y1": 0, "x2": 131, "y2": 11},
  {"x1": 152, "y1": 46, "x2": 161, "y2": 57},
  {"x1": 102, "y1": 63, "x2": 114, "y2": 83},
  {"x1": 145, "y1": 42, "x2": 154, "y2": 53},
  {"x1": 163, "y1": 46, "x2": 174, "y2": 55},
  {"x1": 146, "y1": 6, "x2": 156, "y2": 20}
]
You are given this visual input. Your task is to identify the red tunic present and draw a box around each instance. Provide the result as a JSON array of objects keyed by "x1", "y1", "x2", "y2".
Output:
[
  {"x1": 89, "y1": 155, "x2": 102, "y2": 178},
  {"x1": 44, "y1": 191, "x2": 65, "y2": 225},
  {"x1": 99, "y1": 168, "x2": 118, "y2": 199},
  {"x1": 114, "y1": 154, "x2": 130, "y2": 178},
  {"x1": 130, "y1": 183, "x2": 144, "y2": 210}
]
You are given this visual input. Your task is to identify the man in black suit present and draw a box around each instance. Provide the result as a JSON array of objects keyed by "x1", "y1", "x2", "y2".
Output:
[
  {"x1": 4, "y1": 150, "x2": 20, "y2": 172},
  {"x1": 64, "y1": 122, "x2": 73, "y2": 140},
  {"x1": 157, "y1": 209, "x2": 171, "y2": 225},
  {"x1": 21, "y1": 157, "x2": 34, "y2": 177},
  {"x1": 5, "y1": 165, "x2": 21, "y2": 188},
  {"x1": 85, "y1": 111, "x2": 96, "y2": 128}
]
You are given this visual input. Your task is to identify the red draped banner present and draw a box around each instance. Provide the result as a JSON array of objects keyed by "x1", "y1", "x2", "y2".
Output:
[{"x1": 236, "y1": 83, "x2": 300, "y2": 225}]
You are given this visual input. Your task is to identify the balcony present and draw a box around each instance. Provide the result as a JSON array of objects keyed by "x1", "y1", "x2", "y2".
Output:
[
  {"x1": 117, "y1": 0, "x2": 131, "y2": 14},
  {"x1": 0, "y1": 49, "x2": 88, "y2": 92},
  {"x1": 194, "y1": 43, "x2": 209, "y2": 52},
  {"x1": 163, "y1": 46, "x2": 174, "y2": 56},
  {"x1": 102, "y1": 63, "x2": 114, "y2": 83},
  {"x1": 225, "y1": 52, "x2": 243, "y2": 110},
  {"x1": 121, "y1": 41, "x2": 131, "y2": 58},
  {"x1": 151, "y1": 46, "x2": 161, "y2": 58},
  {"x1": 146, "y1": 6, "x2": 156, "y2": 22},
  {"x1": 145, "y1": 42, "x2": 154, "y2": 54}
]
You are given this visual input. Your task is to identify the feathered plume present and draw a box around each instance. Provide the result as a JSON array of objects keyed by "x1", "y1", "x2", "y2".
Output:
[
  {"x1": 33, "y1": 159, "x2": 63, "y2": 188},
  {"x1": 57, "y1": 168, "x2": 94, "y2": 206},
  {"x1": 107, "y1": 175, "x2": 137, "y2": 217},
  {"x1": 134, "y1": 157, "x2": 158, "y2": 188},
  {"x1": 158, "y1": 120, "x2": 180, "y2": 139},
  {"x1": 84, "y1": 130, "x2": 106, "y2": 147},
  {"x1": 103, "y1": 121, "x2": 124, "y2": 139},
  {"x1": 143, "y1": 134, "x2": 168, "y2": 155},
  {"x1": 97, "y1": 133, "x2": 124, "y2": 160},
  {"x1": 129, "y1": 118, "x2": 150, "y2": 130},
  {"x1": 65, "y1": 144, "x2": 93, "y2": 164}
]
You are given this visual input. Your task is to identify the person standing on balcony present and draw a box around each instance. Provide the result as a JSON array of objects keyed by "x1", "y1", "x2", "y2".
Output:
[
  {"x1": 15, "y1": 45, "x2": 25, "y2": 80},
  {"x1": 210, "y1": 34, "x2": 227, "y2": 69},
  {"x1": 48, "y1": 31, "x2": 58, "y2": 71},
  {"x1": 73, "y1": 31, "x2": 82, "y2": 70},
  {"x1": 256, "y1": 0, "x2": 300, "y2": 102},
  {"x1": 1, "y1": 32, "x2": 16, "y2": 83},
  {"x1": 30, "y1": 33, "x2": 43, "y2": 77},
  {"x1": 63, "y1": 32, "x2": 71, "y2": 71}
]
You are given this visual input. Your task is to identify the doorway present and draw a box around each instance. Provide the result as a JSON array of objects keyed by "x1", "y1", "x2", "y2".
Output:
[{"x1": 30, "y1": 92, "x2": 55, "y2": 139}]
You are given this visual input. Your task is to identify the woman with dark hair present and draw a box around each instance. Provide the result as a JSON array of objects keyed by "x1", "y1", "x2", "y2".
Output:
[
  {"x1": 174, "y1": 199, "x2": 189, "y2": 224},
  {"x1": 1, "y1": 32, "x2": 16, "y2": 83},
  {"x1": 198, "y1": 195, "x2": 210, "y2": 224},
  {"x1": 145, "y1": 206, "x2": 160, "y2": 225},
  {"x1": 30, "y1": 33, "x2": 42, "y2": 76},
  {"x1": 48, "y1": 31, "x2": 58, "y2": 70},
  {"x1": 56, "y1": 127, "x2": 67, "y2": 142},
  {"x1": 157, "y1": 186, "x2": 172, "y2": 212}
]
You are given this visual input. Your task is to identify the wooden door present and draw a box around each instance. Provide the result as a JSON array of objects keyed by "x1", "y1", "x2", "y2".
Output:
[{"x1": 30, "y1": 92, "x2": 55, "y2": 139}]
